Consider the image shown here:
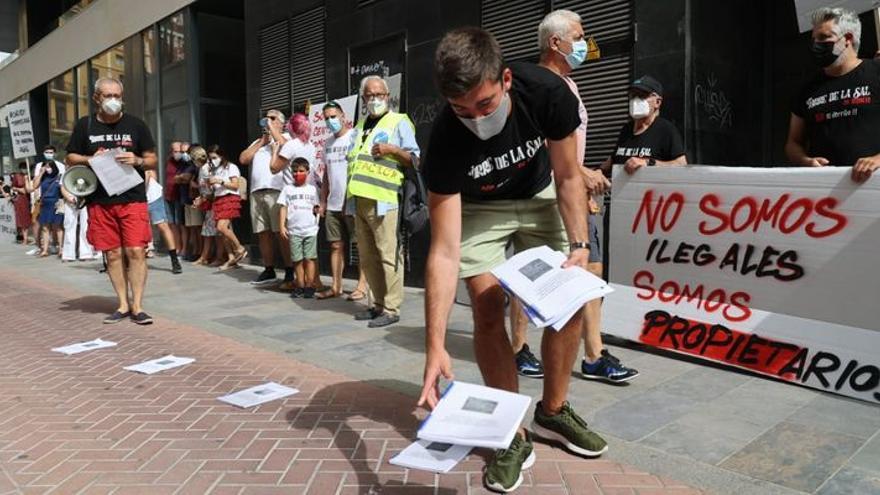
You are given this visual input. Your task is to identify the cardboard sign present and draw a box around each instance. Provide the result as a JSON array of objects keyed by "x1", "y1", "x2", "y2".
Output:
[
  {"x1": 0, "y1": 198, "x2": 16, "y2": 243},
  {"x1": 604, "y1": 166, "x2": 880, "y2": 404},
  {"x1": 308, "y1": 95, "x2": 357, "y2": 182},
  {"x1": 4, "y1": 101, "x2": 36, "y2": 159}
]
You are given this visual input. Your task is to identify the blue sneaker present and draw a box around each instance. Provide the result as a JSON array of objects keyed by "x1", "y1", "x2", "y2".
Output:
[
  {"x1": 581, "y1": 350, "x2": 639, "y2": 384},
  {"x1": 515, "y1": 344, "x2": 544, "y2": 378}
]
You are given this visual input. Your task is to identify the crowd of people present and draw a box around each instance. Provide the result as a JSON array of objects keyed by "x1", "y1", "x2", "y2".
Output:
[{"x1": 4, "y1": 5, "x2": 879, "y2": 493}]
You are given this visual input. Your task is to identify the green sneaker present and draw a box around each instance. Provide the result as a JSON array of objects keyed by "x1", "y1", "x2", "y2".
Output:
[
  {"x1": 531, "y1": 401, "x2": 608, "y2": 457},
  {"x1": 483, "y1": 431, "x2": 536, "y2": 493}
]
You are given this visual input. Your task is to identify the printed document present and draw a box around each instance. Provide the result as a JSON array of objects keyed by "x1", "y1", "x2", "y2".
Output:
[
  {"x1": 491, "y1": 245, "x2": 614, "y2": 330},
  {"x1": 417, "y1": 381, "x2": 531, "y2": 449},
  {"x1": 217, "y1": 382, "x2": 299, "y2": 408},
  {"x1": 52, "y1": 338, "x2": 117, "y2": 355},
  {"x1": 88, "y1": 148, "x2": 144, "y2": 196},
  {"x1": 124, "y1": 355, "x2": 195, "y2": 375},
  {"x1": 389, "y1": 440, "x2": 471, "y2": 473}
]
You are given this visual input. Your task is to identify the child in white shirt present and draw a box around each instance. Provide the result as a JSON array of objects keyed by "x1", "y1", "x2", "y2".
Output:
[{"x1": 278, "y1": 157, "x2": 321, "y2": 298}]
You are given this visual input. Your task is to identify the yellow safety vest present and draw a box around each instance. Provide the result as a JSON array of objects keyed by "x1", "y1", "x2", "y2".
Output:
[{"x1": 346, "y1": 112, "x2": 414, "y2": 204}]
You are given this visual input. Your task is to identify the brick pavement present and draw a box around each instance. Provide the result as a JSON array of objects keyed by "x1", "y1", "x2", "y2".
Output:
[{"x1": 0, "y1": 270, "x2": 702, "y2": 495}]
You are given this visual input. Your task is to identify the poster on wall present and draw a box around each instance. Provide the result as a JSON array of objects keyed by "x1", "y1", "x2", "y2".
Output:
[
  {"x1": 603, "y1": 166, "x2": 880, "y2": 404},
  {"x1": 348, "y1": 33, "x2": 406, "y2": 121},
  {"x1": 307, "y1": 95, "x2": 357, "y2": 184}
]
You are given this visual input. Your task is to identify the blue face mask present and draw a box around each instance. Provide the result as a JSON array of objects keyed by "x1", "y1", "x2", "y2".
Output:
[
  {"x1": 565, "y1": 39, "x2": 588, "y2": 69},
  {"x1": 326, "y1": 117, "x2": 343, "y2": 134}
]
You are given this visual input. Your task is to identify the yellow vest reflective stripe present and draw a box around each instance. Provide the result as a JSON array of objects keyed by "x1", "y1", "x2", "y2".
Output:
[{"x1": 347, "y1": 112, "x2": 413, "y2": 204}]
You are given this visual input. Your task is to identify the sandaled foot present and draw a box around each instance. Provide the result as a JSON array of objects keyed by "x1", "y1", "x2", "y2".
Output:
[
  {"x1": 317, "y1": 289, "x2": 340, "y2": 300},
  {"x1": 346, "y1": 289, "x2": 367, "y2": 301}
]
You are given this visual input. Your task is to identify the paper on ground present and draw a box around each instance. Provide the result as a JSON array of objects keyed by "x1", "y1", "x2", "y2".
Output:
[
  {"x1": 88, "y1": 148, "x2": 144, "y2": 196},
  {"x1": 417, "y1": 381, "x2": 531, "y2": 450},
  {"x1": 389, "y1": 440, "x2": 472, "y2": 473},
  {"x1": 217, "y1": 382, "x2": 299, "y2": 408},
  {"x1": 52, "y1": 338, "x2": 117, "y2": 355},
  {"x1": 124, "y1": 355, "x2": 195, "y2": 374}
]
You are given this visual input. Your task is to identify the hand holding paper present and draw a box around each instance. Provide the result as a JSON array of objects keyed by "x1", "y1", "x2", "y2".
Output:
[{"x1": 88, "y1": 148, "x2": 144, "y2": 196}]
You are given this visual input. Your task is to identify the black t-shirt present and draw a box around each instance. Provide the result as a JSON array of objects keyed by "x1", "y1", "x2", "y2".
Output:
[
  {"x1": 65, "y1": 113, "x2": 156, "y2": 204},
  {"x1": 423, "y1": 62, "x2": 580, "y2": 200},
  {"x1": 610, "y1": 117, "x2": 685, "y2": 165},
  {"x1": 792, "y1": 59, "x2": 880, "y2": 166}
]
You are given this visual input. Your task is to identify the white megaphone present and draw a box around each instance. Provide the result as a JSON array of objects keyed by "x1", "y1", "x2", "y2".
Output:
[{"x1": 62, "y1": 165, "x2": 99, "y2": 208}]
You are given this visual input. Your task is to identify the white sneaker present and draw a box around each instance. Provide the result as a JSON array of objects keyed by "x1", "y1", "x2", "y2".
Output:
[{"x1": 25, "y1": 248, "x2": 39, "y2": 255}]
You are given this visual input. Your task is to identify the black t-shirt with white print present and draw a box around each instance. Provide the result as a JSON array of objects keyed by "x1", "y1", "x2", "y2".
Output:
[
  {"x1": 66, "y1": 113, "x2": 156, "y2": 205},
  {"x1": 792, "y1": 59, "x2": 880, "y2": 166},
  {"x1": 610, "y1": 117, "x2": 686, "y2": 165},
  {"x1": 423, "y1": 62, "x2": 580, "y2": 201}
]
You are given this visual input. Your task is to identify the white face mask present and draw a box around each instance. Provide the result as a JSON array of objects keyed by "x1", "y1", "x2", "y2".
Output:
[
  {"x1": 367, "y1": 98, "x2": 388, "y2": 117},
  {"x1": 457, "y1": 92, "x2": 511, "y2": 141},
  {"x1": 43, "y1": 152, "x2": 55, "y2": 161},
  {"x1": 172, "y1": 152, "x2": 182, "y2": 161},
  {"x1": 101, "y1": 97, "x2": 123, "y2": 115},
  {"x1": 211, "y1": 157, "x2": 221, "y2": 167},
  {"x1": 629, "y1": 97, "x2": 652, "y2": 119}
]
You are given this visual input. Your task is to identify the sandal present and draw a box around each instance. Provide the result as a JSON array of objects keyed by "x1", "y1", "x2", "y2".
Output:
[
  {"x1": 232, "y1": 248, "x2": 248, "y2": 265},
  {"x1": 346, "y1": 289, "x2": 366, "y2": 301},
  {"x1": 317, "y1": 289, "x2": 340, "y2": 300}
]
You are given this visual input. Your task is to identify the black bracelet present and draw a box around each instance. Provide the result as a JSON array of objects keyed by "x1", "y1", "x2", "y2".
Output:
[{"x1": 569, "y1": 241, "x2": 591, "y2": 251}]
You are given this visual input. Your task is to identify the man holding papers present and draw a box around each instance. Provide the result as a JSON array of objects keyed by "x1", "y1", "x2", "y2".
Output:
[
  {"x1": 420, "y1": 27, "x2": 609, "y2": 493},
  {"x1": 65, "y1": 77, "x2": 158, "y2": 325}
]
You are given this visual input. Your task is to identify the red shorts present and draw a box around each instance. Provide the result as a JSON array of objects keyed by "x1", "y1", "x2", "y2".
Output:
[
  {"x1": 212, "y1": 194, "x2": 241, "y2": 220},
  {"x1": 87, "y1": 202, "x2": 152, "y2": 251}
]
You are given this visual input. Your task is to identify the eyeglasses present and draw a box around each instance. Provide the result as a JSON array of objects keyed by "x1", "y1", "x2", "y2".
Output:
[{"x1": 364, "y1": 92, "x2": 388, "y2": 99}]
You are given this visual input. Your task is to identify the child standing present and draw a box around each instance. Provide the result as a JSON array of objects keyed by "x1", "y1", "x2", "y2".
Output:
[{"x1": 278, "y1": 157, "x2": 320, "y2": 298}]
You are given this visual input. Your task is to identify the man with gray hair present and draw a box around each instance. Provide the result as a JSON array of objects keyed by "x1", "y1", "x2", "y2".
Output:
[
  {"x1": 65, "y1": 77, "x2": 158, "y2": 325},
  {"x1": 786, "y1": 7, "x2": 880, "y2": 182},
  {"x1": 346, "y1": 75, "x2": 420, "y2": 327},
  {"x1": 240, "y1": 108, "x2": 296, "y2": 287}
]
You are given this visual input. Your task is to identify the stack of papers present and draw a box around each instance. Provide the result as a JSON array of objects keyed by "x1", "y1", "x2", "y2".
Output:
[
  {"x1": 217, "y1": 382, "x2": 299, "y2": 408},
  {"x1": 124, "y1": 355, "x2": 195, "y2": 374},
  {"x1": 389, "y1": 440, "x2": 472, "y2": 473},
  {"x1": 418, "y1": 381, "x2": 531, "y2": 450},
  {"x1": 491, "y1": 246, "x2": 614, "y2": 330},
  {"x1": 52, "y1": 338, "x2": 117, "y2": 355}
]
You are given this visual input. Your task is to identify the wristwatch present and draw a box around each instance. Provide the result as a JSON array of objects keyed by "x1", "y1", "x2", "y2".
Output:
[{"x1": 569, "y1": 241, "x2": 591, "y2": 251}]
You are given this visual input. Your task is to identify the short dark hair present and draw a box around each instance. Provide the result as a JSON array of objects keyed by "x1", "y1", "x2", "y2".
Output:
[
  {"x1": 292, "y1": 157, "x2": 310, "y2": 170},
  {"x1": 43, "y1": 144, "x2": 56, "y2": 152},
  {"x1": 323, "y1": 101, "x2": 342, "y2": 112},
  {"x1": 434, "y1": 27, "x2": 505, "y2": 98}
]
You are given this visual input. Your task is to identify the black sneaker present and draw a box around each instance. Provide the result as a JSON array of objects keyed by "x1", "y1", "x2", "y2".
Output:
[
  {"x1": 171, "y1": 259, "x2": 182, "y2": 274},
  {"x1": 367, "y1": 312, "x2": 400, "y2": 328},
  {"x1": 354, "y1": 307, "x2": 382, "y2": 321},
  {"x1": 103, "y1": 311, "x2": 131, "y2": 324},
  {"x1": 515, "y1": 344, "x2": 544, "y2": 378},
  {"x1": 302, "y1": 287, "x2": 316, "y2": 299},
  {"x1": 290, "y1": 287, "x2": 305, "y2": 299},
  {"x1": 250, "y1": 268, "x2": 278, "y2": 286},
  {"x1": 130, "y1": 312, "x2": 154, "y2": 325},
  {"x1": 581, "y1": 350, "x2": 639, "y2": 384}
]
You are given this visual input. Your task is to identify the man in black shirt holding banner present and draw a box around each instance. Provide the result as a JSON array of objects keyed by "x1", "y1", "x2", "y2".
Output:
[
  {"x1": 66, "y1": 77, "x2": 158, "y2": 325},
  {"x1": 786, "y1": 7, "x2": 880, "y2": 182},
  {"x1": 419, "y1": 28, "x2": 609, "y2": 493}
]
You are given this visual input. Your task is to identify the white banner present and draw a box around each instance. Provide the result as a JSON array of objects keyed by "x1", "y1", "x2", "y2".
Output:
[
  {"x1": 604, "y1": 166, "x2": 880, "y2": 404},
  {"x1": 308, "y1": 95, "x2": 357, "y2": 183},
  {"x1": 0, "y1": 198, "x2": 17, "y2": 243},
  {"x1": 4, "y1": 101, "x2": 36, "y2": 159}
]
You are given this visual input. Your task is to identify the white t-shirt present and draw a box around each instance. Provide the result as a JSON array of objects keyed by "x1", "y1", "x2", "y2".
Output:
[
  {"x1": 212, "y1": 163, "x2": 241, "y2": 197},
  {"x1": 323, "y1": 130, "x2": 355, "y2": 212},
  {"x1": 277, "y1": 183, "x2": 319, "y2": 237},
  {"x1": 249, "y1": 133, "x2": 288, "y2": 192},
  {"x1": 278, "y1": 137, "x2": 318, "y2": 187}
]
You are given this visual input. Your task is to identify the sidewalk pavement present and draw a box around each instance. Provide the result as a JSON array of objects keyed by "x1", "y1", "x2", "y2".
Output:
[{"x1": 0, "y1": 240, "x2": 878, "y2": 494}]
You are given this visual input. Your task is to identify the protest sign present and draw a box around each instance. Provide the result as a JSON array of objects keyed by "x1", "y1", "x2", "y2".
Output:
[
  {"x1": 4, "y1": 101, "x2": 36, "y2": 159},
  {"x1": 307, "y1": 95, "x2": 357, "y2": 182},
  {"x1": 0, "y1": 198, "x2": 16, "y2": 243},
  {"x1": 604, "y1": 166, "x2": 880, "y2": 404}
]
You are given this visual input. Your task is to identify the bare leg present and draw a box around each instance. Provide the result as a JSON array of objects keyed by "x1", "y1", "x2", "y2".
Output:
[
  {"x1": 105, "y1": 248, "x2": 129, "y2": 313},
  {"x1": 171, "y1": 223, "x2": 182, "y2": 253},
  {"x1": 509, "y1": 298, "x2": 528, "y2": 353},
  {"x1": 39, "y1": 225, "x2": 50, "y2": 255},
  {"x1": 258, "y1": 231, "x2": 275, "y2": 268},
  {"x1": 294, "y1": 261, "x2": 305, "y2": 289},
  {"x1": 304, "y1": 258, "x2": 317, "y2": 288},
  {"x1": 53, "y1": 226, "x2": 64, "y2": 257},
  {"x1": 157, "y1": 222, "x2": 176, "y2": 250},
  {"x1": 278, "y1": 232, "x2": 292, "y2": 270},
  {"x1": 329, "y1": 241, "x2": 344, "y2": 293},
  {"x1": 541, "y1": 308, "x2": 583, "y2": 415},
  {"x1": 180, "y1": 224, "x2": 189, "y2": 256},
  {"x1": 124, "y1": 247, "x2": 148, "y2": 314},
  {"x1": 467, "y1": 273, "x2": 518, "y2": 393},
  {"x1": 21, "y1": 227, "x2": 29, "y2": 245},
  {"x1": 583, "y1": 262, "x2": 604, "y2": 361}
]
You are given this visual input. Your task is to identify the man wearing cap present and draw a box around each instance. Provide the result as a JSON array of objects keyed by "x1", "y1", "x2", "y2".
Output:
[{"x1": 600, "y1": 75, "x2": 687, "y2": 176}]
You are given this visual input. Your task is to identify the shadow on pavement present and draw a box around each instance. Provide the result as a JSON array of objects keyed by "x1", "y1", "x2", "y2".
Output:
[
  {"x1": 291, "y1": 379, "x2": 460, "y2": 494},
  {"x1": 58, "y1": 295, "x2": 117, "y2": 315},
  {"x1": 381, "y1": 326, "x2": 476, "y2": 363}
]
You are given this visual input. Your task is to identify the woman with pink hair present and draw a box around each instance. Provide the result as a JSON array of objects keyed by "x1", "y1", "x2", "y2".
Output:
[{"x1": 270, "y1": 113, "x2": 319, "y2": 187}]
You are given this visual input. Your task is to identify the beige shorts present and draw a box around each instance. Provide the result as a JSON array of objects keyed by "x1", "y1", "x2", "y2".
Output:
[
  {"x1": 184, "y1": 205, "x2": 204, "y2": 227},
  {"x1": 459, "y1": 182, "x2": 568, "y2": 279},
  {"x1": 325, "y1": 210, "x2": 355, "y2": 242},
  {"x1": 250, "y1": 189, "x2": 281, "y2": 233}
]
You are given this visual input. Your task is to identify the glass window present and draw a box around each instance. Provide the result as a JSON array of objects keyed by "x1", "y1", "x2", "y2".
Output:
[
  {"x1": 142, "y1": 26, "x2": 159, "y2": 148},
  {"x1": 48, "y1": 70, "x2": 76, "y2": 159},
  {"x1": 76, "y1": 63, "x2": 89, "y2": 118},
  {"x1": 159, "y1": 12, "x2": 186, "y2": 66},
  {"x1": 159, "y1": 10, "x2": 192, "y2": 149},
  {"x1": 90, "y1": 43, "x2": 126, "y2": 84}
]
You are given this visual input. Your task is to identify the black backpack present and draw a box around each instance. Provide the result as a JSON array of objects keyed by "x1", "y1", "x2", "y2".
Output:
[{"x1": 395, "y1": 157, "x2": 429, "y2": 270}]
